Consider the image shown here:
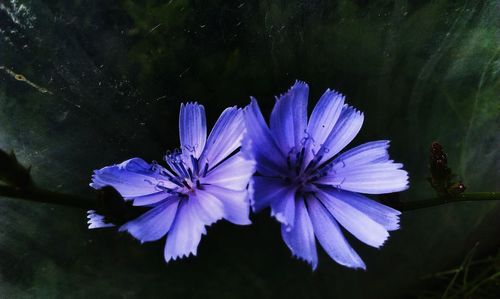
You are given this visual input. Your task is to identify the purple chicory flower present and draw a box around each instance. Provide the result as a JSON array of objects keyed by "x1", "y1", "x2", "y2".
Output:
[
  {"x1": 90, "y1": 103, "x2": 254, "y2": 262},
  {"x1": 244, "y1": 81, "x2": 409, "y2": 270}
]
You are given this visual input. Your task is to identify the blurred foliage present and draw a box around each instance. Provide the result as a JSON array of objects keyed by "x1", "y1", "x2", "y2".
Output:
[
  {"x1": 0, "y1": 149, "x2": 32, "y2": 188},
  {"x1": 0, "y1": 0, "x2": 499, "y2": 298},
  {"x1": 419, "y1": 245, "x2": 500, "y2": 298}
]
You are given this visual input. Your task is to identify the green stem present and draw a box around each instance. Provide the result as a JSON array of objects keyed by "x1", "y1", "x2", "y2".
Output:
[
  {"x1": 0, "y1": 185, "x2": 498, "y2": 212},
  {"x1": 0, "y1": 185, "x2": 97, "y2": 210},
  {"x1": 397, "y1": 192, "x2": 500, "y2": 211}
]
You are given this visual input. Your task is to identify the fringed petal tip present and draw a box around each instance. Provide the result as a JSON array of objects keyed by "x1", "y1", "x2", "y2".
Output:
[
  {"x1": 294, "y1": 79, "x2": 308, "y2": 85},
  {"x1": 87, "y1": 210, "x2": 115, "y2": 229},
  {"x1": 291, "y1": 253, "x2": 318, "y2": 271},
  {"x1": 89, "y1": 168, "x2": 108, "y2": 190},
  {"x1": 88, "y1": 180, "x2": 99, "y2": 190},
  {"x1": 389, "y1": 168, "x2": 410, "y2": 193},
  {"x1": 375, "y1": 236, "x2": 389, "y2": 249},
  {"x1": 272, "y1": 211, "x2": 294, "y2": 230},
  {"x1": 290, "y1": 79, "x2": 309, "y2": 92},
  {"x1": 343, "y1": 105, "x2": 364, "y2": 125},
  {"x1": 246, "y1": 96, "x2": 259, "y2": 110},
  {"x1": 323, "y1": 88, "x2": 345, "y2": 98},
  {"x1": 348, "y1": 261, "x2": 367, "y2": 271},
  {"x1": 402, "y1": 172, "x2": 410, "y2": 191},
  {"x1": 225, "y1": 105, "x2": 242, "y2": 112},
  {"x1": 180, "y1": 102, "x2": 206, "y2": 122},
  {"x1": 88, "y1": 158, "x2": 163, "y2": 199},
  {"x1": 274, "y1": 80, "x2": 309, "y2": 101},
  {"x1": 388, "y1": 219, "x2": 401, "y2": 232},
  {"x1": 181, "y1": 101, "x2": 202, "y2": 108},
  {"x1": 164, "y1": 249, "x2": 197, "y2": 263}
]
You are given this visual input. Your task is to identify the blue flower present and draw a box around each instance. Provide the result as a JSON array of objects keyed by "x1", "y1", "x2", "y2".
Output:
[
  {"x1": 90, "y1": 103, "x2": 254, "y2": 262},
  {"x1": 244, "y1": 81, "x2": 409, "y2": 270}
]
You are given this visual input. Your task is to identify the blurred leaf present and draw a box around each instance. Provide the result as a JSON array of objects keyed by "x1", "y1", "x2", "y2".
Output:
[{"x1": 0, "y1": 149, "x2": 32, "y2": 188}]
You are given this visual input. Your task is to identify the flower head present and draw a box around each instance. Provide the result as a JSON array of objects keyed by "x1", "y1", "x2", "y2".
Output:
[
  {"x1": 90, "y1": 103, "x2": 254, "y2": 262},
  {"x1": 244, "y1": 81, "x2": 409, "y2": 270}
]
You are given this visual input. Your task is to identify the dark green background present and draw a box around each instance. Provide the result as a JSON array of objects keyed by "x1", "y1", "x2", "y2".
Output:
[{"x1": 0, "y1": 0, "x2": 499, "y2": 298}]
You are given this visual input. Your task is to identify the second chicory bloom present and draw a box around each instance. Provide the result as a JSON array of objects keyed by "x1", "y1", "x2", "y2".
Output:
[
  {"x1": 244, "y1": 81, "x2": 409, "y2": 270},
  {"x1": 90, "y1": 103, "x2": 254, "y2": 262}
]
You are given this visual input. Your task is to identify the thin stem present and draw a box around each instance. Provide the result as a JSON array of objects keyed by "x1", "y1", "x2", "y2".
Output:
[
  {"x1": 0, "y1": 185, "x2": 97, "y2": 210},
  {"x1": 396, "y1": 192, "x2": 500, "y2": 211},
  {"x1": 420, "y1": 257, "x2": 494, "y2": 279}
]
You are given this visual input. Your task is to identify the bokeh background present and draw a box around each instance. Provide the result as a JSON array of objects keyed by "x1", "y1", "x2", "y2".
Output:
[{"x1": 0, "y1": 0, "x2": 499, "y2": 298}]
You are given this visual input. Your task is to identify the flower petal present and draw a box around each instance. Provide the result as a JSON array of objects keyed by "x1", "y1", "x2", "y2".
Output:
[
  {"x1": 270, "y1": 81, "x2": 309, "y2": 151},
  {"x1": 331, "y1": 140, "x2": 391, "y2": 167},
  {"x1": 164, "y1": 199, "x2": 206, "y2": 261},
  {"x1": 179, "y1": 102, "x2": 207, "y2": 159},
  {"x1": 304, "y1": 89, "x2": 345, "y2": 165},
  {"x1": 317, "y1": 162, "x2": 409, "y2": 194},
  {"x1": 201, "y1": 185, "x2": 251, "y2": 225},
  {"x1": 316, "y1": 189, "x2": 389, "y2": 248},
  {"x1": 164, "y1": 194, "x2": 223, "y2": 262},
  {"x1": 270, "y1": 187, "x2": 296, "y2": 229},
  {"x1": 199, "y1": 107, "x2": 245, "y2": 171},
  {"x1": 189, "y1": 191, "x2": 225, "y2": 225},
  {"x1": 132, "y1": 192, "x2": 171, "y2": 206},
  {"x1": 243, "y1": 98, "x2": 287, "y2": 177},
  {"x1": 316, "y1": 105, "x2": 364, "y2": 165},
  {"x1": 203, "y1": 152, "x2": 255, "y2": 190},
  {"x1": 317, "y1": 141, "x2": 408, "y2": 194},
  {"x1": 87, "y1": 210, "x2": 115, "y2": 229},
  {"x1": 90, "y1": 158, "x2": 175, "y2": 199},
  {"x1": 119, "y1": 197, "x2": 179, "y2": 243},
  {"x1": 281, "y1": 198, "x2": 318, "y2": 269},
  {"x1": 306, "y1": 195, "x2": 366, "y2": 269},
  {"x1": 251, "y1": 176, "x2": 293, "y2": 212},
  {"x1": 323, "y1": 188, "x2": 400, "y2": 231}
]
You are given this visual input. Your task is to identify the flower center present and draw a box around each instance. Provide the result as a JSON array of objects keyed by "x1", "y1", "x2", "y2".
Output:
[
  {"x1": 160, "y1": 149, "x2": 206, "y2": 193},
  {"x1": 284, "y1": 141, "x2": 331, "y2": 191}
]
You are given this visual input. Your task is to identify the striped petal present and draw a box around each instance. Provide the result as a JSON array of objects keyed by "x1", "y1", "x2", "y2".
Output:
[
  {"x1": 331, "y1": 140, "x2": 391, "y2": 167},
  {"x1": 270, "y1": 81, "x2": 309, "y2": 151},
  {"x1": 243, "y1": 98, "x2": 287, "y2": 177},
  {"x1": 316, "y1": 189, "x2": 389, "y2": 248},
  {"x1": 203, "y1": 152, "x2": 255, "y2": 191},
  {"x1": 322, "y1": 188, "x2": 401, "y2": 231},
  {"x1": 201, "y1": 185, "x2": 251, "y2": 225},
  {"x1": 316, "y1": 105, "x2": 364, "y2": 165},
  {"x1": 281, "y1": 198, "x2": 318, "y2": 269},
  {"x1": 304, "y1": 89, "x2": 345, "y2": 165},
  {"x1": 270, "y1": 187, "x2": 296, "y2": 229},
  {"x1": 132, "y1": 192, "x2": 172, "y2": 206},
  {"x1": 199, "y1": 107, "x2": 245, "y2": 172},
  {"x1": 120, "y1": 197, "x2": 179, "y2": 243},
  {"x1": 164, "y1": 200, "x2": 205, "y2": 261},
  {"x1": 179, "y1": 102, "x2": 207, "y2": 159},
  {"x1": 90, "y1": 158, "x2": 175, "y2": 199},
  {"x1": 317, "y1": 162, "x2": 409, "y2": 194},
  {"x1": 307, "y1": 195, "x2": 366, "y2": 269}
]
